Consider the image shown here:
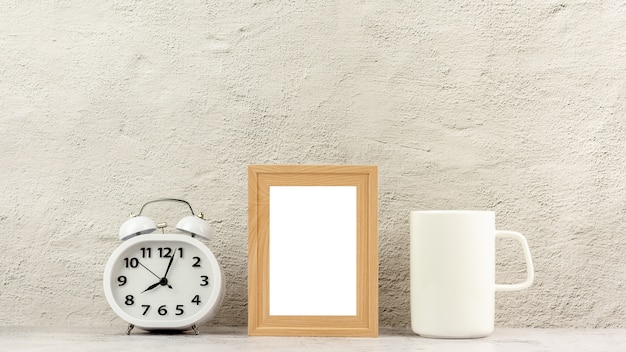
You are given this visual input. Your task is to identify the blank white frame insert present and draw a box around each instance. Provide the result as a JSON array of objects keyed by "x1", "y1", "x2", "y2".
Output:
[{"x1": 269, "y1": 186, "x2": 357, "y2": 316}]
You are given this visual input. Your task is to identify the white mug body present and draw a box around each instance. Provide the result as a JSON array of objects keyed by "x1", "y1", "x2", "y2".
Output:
[{"x1": 410, "y1": 210, "x2": 496, "y2": 338}]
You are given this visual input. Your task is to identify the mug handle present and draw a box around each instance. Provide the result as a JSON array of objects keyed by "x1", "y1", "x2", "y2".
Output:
[{"x1": 495, "y1": 230, "x2": 535, "y2": 291}]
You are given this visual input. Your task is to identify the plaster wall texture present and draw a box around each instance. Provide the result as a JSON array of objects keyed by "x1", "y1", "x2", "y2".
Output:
[{"x1": 0, "y1": 1, "x2": 624, "y2": 329}]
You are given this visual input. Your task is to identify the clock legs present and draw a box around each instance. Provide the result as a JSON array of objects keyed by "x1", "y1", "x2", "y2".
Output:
[{"x1": 125, "y1": 323, "x2": 199, "y2": 335}]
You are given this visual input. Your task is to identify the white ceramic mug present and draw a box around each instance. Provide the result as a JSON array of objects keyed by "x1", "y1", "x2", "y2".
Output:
[{"x1": 410, "y1": 210, "x2": 534, "y2": 338}]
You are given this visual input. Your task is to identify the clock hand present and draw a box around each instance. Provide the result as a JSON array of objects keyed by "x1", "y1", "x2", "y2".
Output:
[
  {"x1": 137, "y1": 261, "x2": 160, "y2": 280},
  {"x1": 141, "y1": 281, "x2": 160, "y2": 293},
  {"x1": 141, "y1": 277, "x2": 173, "y2": 293},
  {"x1": 145, "y1": 250, "x2": 177, "y2": 291},
  {"x1": 162, "y1": 249, "x2": 177, "y2": 279},
  {"x1": 139, "y1": 254, "x2": 176, "y2": 294}
]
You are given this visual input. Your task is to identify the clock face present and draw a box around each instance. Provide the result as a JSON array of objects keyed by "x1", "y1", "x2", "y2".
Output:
[{"x1": 104, "y1": 234, "x2": 223, "y2": 330}]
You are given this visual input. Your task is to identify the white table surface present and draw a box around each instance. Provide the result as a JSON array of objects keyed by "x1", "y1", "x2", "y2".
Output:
[{"x1": 0, "y1": 326, "x2": 624, "y2": 352}]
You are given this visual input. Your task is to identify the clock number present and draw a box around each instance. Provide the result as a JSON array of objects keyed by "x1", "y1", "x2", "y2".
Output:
[
  {"x1": 117, "y1": 276, "x2": 127, "y2": 286},
  {"x1": 124, "y1": 258, "x2": 139, "y2": 268},
  {"x1": 158, "y1": 247, "x2": 172, "y2": 258},
  {"x1": 177, "y1": 248, "x2": 183, "y2": 258},
  {"x1": 140, "y1": 247, "x2": 152, "y2": 258},
  {"x1": 191, "y1": 295, "x2": 201, "y2": 305},
  {"x1": 192, "y1": 257, "x2": 201, "y2": 267},
  {"x1": 125, "y1": 295, "x2": 134, "y2": 306},
  {"x1": 141, "y1": 305, "x2": 150, "y2": 315},
  {"x1": 158, "y1": 305, "x2": 168, "y2": 316},
  {"x1": 176, "y1": 305, "x2": 184, "y2": 316},
  {"x1": 200, "y1": 276, "x2": 209, "y2": 286}
]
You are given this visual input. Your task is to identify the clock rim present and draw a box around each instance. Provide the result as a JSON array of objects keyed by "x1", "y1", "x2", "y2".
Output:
[{"x1": 103, "y1": 233, "x2": 224, "y2": 330}]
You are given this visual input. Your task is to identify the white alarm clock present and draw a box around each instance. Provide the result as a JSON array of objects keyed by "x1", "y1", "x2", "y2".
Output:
[{"x1": 103, "y1": 199, "x2": 224, "y2": 334}]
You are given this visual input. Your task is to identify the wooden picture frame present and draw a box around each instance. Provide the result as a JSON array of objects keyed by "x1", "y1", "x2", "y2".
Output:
[{"x1": 248, "y1": 165, "x2": 378, "y2": 337}]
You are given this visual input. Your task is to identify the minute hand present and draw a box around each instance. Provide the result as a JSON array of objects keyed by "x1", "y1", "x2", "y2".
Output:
[{"x1": 163, "y1": 249, "x2": 176, "y2": 279}]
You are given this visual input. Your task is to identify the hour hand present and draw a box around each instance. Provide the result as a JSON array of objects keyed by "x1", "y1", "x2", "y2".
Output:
[{"x1": 141, "y1": 281, "x2": 160, "y2": 293}]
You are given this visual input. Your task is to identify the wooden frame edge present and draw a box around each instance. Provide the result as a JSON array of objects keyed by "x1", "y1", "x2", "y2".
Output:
[{"x1": 248, "y1": 165, "x2": 378, "y2": 337}]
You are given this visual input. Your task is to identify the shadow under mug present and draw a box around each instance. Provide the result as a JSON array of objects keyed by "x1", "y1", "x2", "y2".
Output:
[{"x1": 410, "y1": 210, "x2": 534, "y2": 338}]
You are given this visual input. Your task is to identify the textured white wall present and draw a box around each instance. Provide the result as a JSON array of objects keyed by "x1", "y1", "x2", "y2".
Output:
[{"x1": 0, "y1": 1, "x2": 624, "y2": 328}]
